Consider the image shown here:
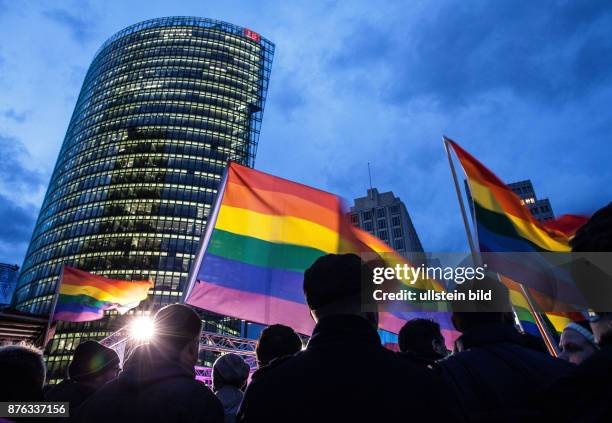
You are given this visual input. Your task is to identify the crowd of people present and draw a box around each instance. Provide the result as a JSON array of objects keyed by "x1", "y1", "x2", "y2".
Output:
[{"x1": 1, "y1": 203, "x2": 611, "y2": 422}]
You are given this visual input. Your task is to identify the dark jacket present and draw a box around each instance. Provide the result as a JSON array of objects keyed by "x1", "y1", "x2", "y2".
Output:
[
  {"x1": 440, "y1": 323, "x2": 573, "y2": 422},
  {"x1": 543, "y1": 335, "x2": 612, "y2": 422},
  {"x1": 44, "y1": 379, "x2": 96, "y2": 419},
  {"x1": 75, "y1": 344, "x2": 224, "y2": 423},
  {"x1": 237, "y1": 314, "x2": 458, "y2": 422}
]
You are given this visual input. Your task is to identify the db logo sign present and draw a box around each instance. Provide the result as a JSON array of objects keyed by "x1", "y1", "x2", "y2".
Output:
[{"x1": 244, "y1": 29, "x2": 261, "y2": 42}]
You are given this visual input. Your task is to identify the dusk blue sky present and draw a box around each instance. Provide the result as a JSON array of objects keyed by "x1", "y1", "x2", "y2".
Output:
[{"x1": 1, "y1": 0, "x2": 611, "y2": 266}]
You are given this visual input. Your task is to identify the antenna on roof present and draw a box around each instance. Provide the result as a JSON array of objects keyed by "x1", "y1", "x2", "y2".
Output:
[{"x1": 368, "y1": 162, "x2": 373, "y2": 191}]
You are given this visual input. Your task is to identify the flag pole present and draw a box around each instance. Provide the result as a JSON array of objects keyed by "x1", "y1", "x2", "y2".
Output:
[
  {"x1": 181, "y1": 163, "x2": 230, "y2": 303},
  {"x1": 519, "y1": 284, "x2": 560, "y2": 356},
  {"x1": 42, "y1": 265, "x2": 63, "y2": 348},
  {"x1": 444, "y1": 137, "x2": 481, "y2": 266}
]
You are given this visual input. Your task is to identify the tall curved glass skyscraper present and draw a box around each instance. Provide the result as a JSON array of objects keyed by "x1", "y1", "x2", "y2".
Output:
[{"x1": 13, "y1": 17, "x2": 274, "y2": 381}]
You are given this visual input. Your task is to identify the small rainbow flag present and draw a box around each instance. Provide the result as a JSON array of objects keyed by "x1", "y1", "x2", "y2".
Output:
[
  {"x1": 185, "y1": 162, "x2": 458, "y2": 343},
  {"x1": 54, "y1": 266, "x2": 153, "y2": 322}
]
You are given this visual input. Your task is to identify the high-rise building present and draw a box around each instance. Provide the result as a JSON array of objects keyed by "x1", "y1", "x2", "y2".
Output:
[
  {"x1": 350, "y1": 188, "x2": 424, "y2": 263},
  {"x1": 0, "y1": 263, "x2": 19, "y2": 306},
  {"x1": 507, "y1": 180, "x2": 554, "y2": 222},
  {"x1": 13, "y1": 17, "x2": 273, "y2": 381}
]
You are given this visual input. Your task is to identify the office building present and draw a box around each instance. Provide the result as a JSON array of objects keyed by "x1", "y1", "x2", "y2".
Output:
[
  {"x1": 13, "y1": 17, "x2": 274, "y2": 381},
  {"x1": 507, "y1": 180, "x2": 554, "y2": 222},
  {"x1": 350, "y1": 188, "x2": 424, "y2": 263}
]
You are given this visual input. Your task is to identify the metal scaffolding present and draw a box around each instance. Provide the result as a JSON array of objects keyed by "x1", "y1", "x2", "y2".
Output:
[{"x1": 100, "y1": 326, "x2": 258, "y2": 387}]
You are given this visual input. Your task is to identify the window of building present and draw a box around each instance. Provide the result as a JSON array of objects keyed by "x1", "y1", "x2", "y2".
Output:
[
  {"x1": 364, "y1": 221, "x2": 373, "y2": 231},
  {"x1": 390, "y1": 205, "x2": 400, "y2": 215},
  {"x1": 377, "y1": 219, "x2": 387, "y2": 229},
  {"x1": 391, "y1": 216, "x2": 401, "y2": 227},
  {"x1": 362, "y1": 211, "x2": 372, "y2": 221},
  {"x1": 393, "y1": 228, "x2": 402, "y2": 238},
  {"x1": 378, "y1": 230, "x2": 388, "y2": 241},
  {"x1": 350, "y1": 213, "x2": 359, "y2": 226},
  {"x1": 394, "y1": 239, "x2": 405, "y2": 250},
  {"x1": 377, "y1": 208, "x2": 385, "y2": 218}
]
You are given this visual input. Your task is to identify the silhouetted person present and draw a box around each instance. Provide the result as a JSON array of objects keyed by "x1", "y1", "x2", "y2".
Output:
[
  {"x1": 237, "y1": 253, "x2": 457, "y2": 422},
  {"x1": 544, "y1": 203, "x2": 612, "y2": 422},
  {"x1": 76, "y1": 304, "x2": 223, "y2": 423},
  {"x1": 0, "y1": 343, "x2": 45, "y2": 401},
  {"x1": 440, "y1": 276, "x2": 572, "y2": 422},
  {"x1": 255, "y1": 324, "x2": 302, "y2": 367},
  {"x1": 558, "y1": 321, "x2": 598, "y2": 365},
  {"x1": 213, "y1": 353, "x2": 250, "y2": 423},
  {"x1": 398, "y1": 318, "x2": 448, "y2": 364},
  {"x1": 45, "y1": 341, "x2": 120, "y2": 417}
]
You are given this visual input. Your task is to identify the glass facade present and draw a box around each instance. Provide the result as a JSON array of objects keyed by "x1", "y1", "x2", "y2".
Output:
[{"x1": 13, "y1": 17, "x2": 274, "y2": 381}]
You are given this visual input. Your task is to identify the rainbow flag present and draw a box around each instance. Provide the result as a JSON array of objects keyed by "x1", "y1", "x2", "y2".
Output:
[
  {"x1": 185, "y1": 162, "x2": 458, "y2": 344},
  {"x1": 54, "y1": 266, "x2": 153, "y2": 322},
  {"x1": 501, "y1": 275, "x2": 582, "y2": 337},
  {"x1": 446, "y1": 137, "x2": 587, "y2": 332}
]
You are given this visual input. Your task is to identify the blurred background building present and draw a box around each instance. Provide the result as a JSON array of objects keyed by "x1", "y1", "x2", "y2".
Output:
[
  {"x1": 12, "y1": 16, "x2": 274, "y2": 382},
  {"x1": 0, "y1": 263, "x2": 19, "y2": 307},
  {"x1": 507, "y1": 180, "x2": 555, "y2": 222}
]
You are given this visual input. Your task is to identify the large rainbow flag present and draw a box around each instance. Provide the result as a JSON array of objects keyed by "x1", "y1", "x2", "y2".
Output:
[
  {"x1": 54, "y1": 266, "x2": 153, "y2": 322},
  {"x1": 185, "y1": 162, "x2": 458, "y2": 344},
  {"x1": 445, "y1": 137, "x2": 588, "y2": 332}
]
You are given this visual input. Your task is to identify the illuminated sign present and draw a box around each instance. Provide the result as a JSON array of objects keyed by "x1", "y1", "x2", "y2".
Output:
[{"x1": 243, "y1": 28, "x2": 261, "y2": 42}]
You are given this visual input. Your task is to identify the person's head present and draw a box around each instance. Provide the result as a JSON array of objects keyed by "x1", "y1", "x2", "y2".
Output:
[
  {"x1": 303, "y1": 253, "x2": 376, "y2": 326},
  {"x1": 451, "y1": 275, "x2": 514, "y2": 333},
  {"x1": 571, "y1": 203, "x2": 612, "y2": 343},
  {"x1": 0, "y1": 343, "x2": 46, "y2": 401},
  {"x1": 559, "y1": 321, "x2": 598, "y2": 365},
  {"x1": 398, "y1": 319, "x2": 447, "y2": 357},
  {"x1": 68, "y1": 341, "x2": 120, "y2": 388},
  {"x1": 256, "y1": 324, "x2": 302, "y2": 367},
  {"x1": 152, "y1": 304, "x2": 202, "y2": 369},
  {"x1": 212, "y1": 353, "x2": 250, "y2": 392}
]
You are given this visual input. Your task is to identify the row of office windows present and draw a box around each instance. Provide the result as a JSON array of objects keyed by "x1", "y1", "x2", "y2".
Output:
[
  {"x1": 30, "y1": 214, "x2": 204, "y2": 254},
  {"x1": 21, "y1": 242, "x2": 197, "y2": 291},
  {"x1": 77, "y1": 56, "x2": 262, "y2": 116},
  {"x1": 56, "y1": 128, "x2": 233, "y2": 182},
  {"x1": 90, "y1": 28, "x2": 264, "y2": 82},
  {"x1": 33, "y1": 199, "x2": 207, "y2": 244},
  {"x1": 46, "y1": 165, "x2": 220, "y2": 207}
]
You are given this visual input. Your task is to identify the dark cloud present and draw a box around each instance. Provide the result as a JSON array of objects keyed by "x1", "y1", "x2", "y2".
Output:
[
  {"x1": 327, "y1": 1, "x2": 612, "y2": 108},
  {"x1": 0, "y1": 136, "x2": 45, "y2": 264},
  {"x1": 0, "y1": 193, "x2": 37, "y2": 247},
  {"x1": 0, "y1": 136, "x2": 46, "y2": 188},
  {"x1": 2, "y1": 109, "x2": 29, "y2": 123},
  {"x1": 43, "y1": 8, "x2": 96, "y2": 44}
]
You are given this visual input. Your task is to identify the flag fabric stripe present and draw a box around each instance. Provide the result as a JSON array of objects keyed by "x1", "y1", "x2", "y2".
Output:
[
  {"x1": 207, "y1": 229, "x2": 326, "y2": 273},
  {"x1": 53, "y1": 266, "x2": 152, "y2": 322},
  {"x1": 223, "y1": 181, "x2": 343, "y2": 232},
  {"x1": 474, "y1": 196, "x2": 571, "y2": 252},
  {"x1": 61, "y1": 268, "x2": 151, "y2": 295},
  {"x1": 228, "y1": 163, "x2": 342, "y2": 212},
  {"x1": 215, "y1": 204, "x2": 355, "y2": 254},
  {"x1": 188, "y1": 280, "x2": 316, "y2": 335},
  {"x1": 54, "y1": 310, "x2": 103, "y2": 322},
  {"x1": 57, "y1": 294, "x2": 107, "y2": 309},
  {"x1": 199, "y1": 254, "x2": 305, "y2": 303}
]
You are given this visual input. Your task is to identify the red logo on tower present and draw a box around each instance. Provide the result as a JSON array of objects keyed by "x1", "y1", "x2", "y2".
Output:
[{"x1": 243, "y1": 28, "x2": 261, "y2": 43}]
